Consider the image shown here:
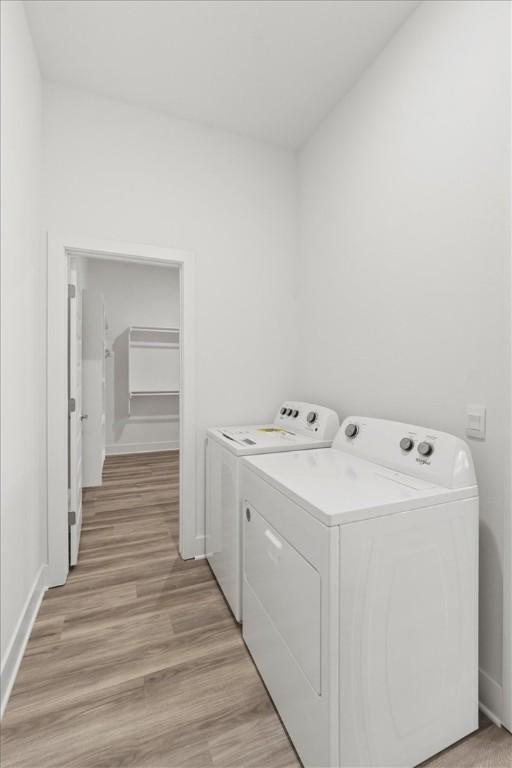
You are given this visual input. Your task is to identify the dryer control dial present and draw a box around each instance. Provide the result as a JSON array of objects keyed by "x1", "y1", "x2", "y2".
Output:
[
  {"x1": 400, "y1": 437, "x2": 414, "y2": 452},
  {"x1": 306, "y1": 411, "x2": 318, "y2": 424},
  {"x1": 418, "y1": 441, "x2": 434, "y2": 457},
  {"x1": 345, "y1": 423, "x2": 359, "y2": 439}
]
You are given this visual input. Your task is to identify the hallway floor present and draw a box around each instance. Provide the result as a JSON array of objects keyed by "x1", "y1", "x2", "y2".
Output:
[
  {"x1": 2, "y1": 452, "x2": 511, "y2": 768},
  {"x1": 2, "y1": 452, "x2": 298, "y2": 768}
]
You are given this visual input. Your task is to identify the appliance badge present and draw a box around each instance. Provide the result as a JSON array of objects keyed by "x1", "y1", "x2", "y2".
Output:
[{"x1": 416, "y1": 457, "x2": 431, "y2": 466}]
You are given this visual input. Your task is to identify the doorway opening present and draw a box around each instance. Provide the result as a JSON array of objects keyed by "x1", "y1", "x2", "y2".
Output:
[
  {"x1": 47, "y1": 237, "x2": 197, "y2": 588},
  {"x1": 67, "y1": 255, "x2": 181, "y2": 566}
]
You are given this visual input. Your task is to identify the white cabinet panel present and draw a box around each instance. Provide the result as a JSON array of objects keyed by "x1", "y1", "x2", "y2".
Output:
[{"x1": 205, "y1": 439, "x2": 241, "y2": 620}]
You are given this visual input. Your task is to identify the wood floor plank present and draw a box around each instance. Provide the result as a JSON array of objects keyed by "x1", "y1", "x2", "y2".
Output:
[
  {"x1": 208, "y1": 714, "x2": 299, "y2": 768},
  {"x1": 2, "y1": 450, "x2": 511, "y2": 768}
]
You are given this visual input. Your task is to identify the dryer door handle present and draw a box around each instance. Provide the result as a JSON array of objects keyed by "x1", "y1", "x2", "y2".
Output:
[{"x1": 265, "y1": 528, "x2": 283, "y2": 551}]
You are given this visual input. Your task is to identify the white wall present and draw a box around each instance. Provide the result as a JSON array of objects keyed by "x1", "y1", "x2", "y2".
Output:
[
  {"x1": 298, "y1": 0, "x2": 510, "y2": 718},
  {"x1": 0, "y1": 0, "x2": 46, "y2": 710},
  {"x1": 85, "y1": 257, "x2": 180, "y2": 454},
  {"x1": 43, "y1": 82, "x2": 299, "y2": 550}
]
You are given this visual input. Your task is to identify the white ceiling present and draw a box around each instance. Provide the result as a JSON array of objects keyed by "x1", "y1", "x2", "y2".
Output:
[{"x1": 25, "y1": 0, "x2": 420, "y2": 148}]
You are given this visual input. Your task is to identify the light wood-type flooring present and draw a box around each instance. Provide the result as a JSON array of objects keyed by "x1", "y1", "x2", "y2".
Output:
[{"x1": 2, "y1": 451, "x2": 512, "y2": 768}]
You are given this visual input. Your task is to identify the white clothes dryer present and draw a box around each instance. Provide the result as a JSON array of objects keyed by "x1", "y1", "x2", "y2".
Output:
[
  {"x1": 205, "y1": 402, "x2": 339, "y2": 622},
  {"x1": 241, "y1": 416, "x2": 478, "y2": 768}
]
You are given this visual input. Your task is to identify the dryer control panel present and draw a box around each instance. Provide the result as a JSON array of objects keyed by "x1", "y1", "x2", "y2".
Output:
[
  {"x1": 334, "y1": 416, "x2": 477, "y2": 490},
  {"x1": 274, "y1": 402, "x2": 339, "y2": 441}
]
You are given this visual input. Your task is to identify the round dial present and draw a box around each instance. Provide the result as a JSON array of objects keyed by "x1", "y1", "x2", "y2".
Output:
[
  {"x1": 292, "y1": 410, "x2": 299, "y2": 418},
  {"x1": 286, "y1": 408, "x2": 292, "y2": 416},
  {"x1": 280, "y1": 407, "x2": 287, "y2": 415},
  {"x1": 306, "y1": 411, "x2": 318, "y2": 424},
  {"x1": 400, "y1": 437, "x2": 414, "y2": 452},
  {"x1": 345, "y1": 423, "x2": 359, "y2": 438},
  {"x1": 417, "y1": 441, "x2": 434, "y2": 457}
]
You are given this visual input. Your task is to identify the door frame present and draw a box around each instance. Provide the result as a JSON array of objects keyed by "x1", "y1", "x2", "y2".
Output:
[
  {"x1": 505, "y1": 438, "x2": 512, "y2": 730},
  {"x1": 505, "y1": 26, "x2": 512, "y2": 732},
  {"x1": 47, "y1": 235, "x2": 197, "y2": 587}
]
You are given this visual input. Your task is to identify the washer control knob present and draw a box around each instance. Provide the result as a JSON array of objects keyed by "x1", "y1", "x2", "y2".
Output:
[
  {"x1": 306, "y1": 411, "x2": 318, "y2": 424},
  {"x1": 400, "y1": 437, "x2": 414, "y2": 452},
  {"x1": 280, "y1": 407, "x2": 287, "y2": 415},
  {"x1": 286, "y1": 408, "x2": 293, "y2": 416},
  {"x1": 418, "y1": 441, "x2": 434, "y2": 457},
  {"x1": 292, "y1": 409, "x2": 299, "y2": 418},
  {"x1": 345, "y1": 423, "x2": 359, "y2": 439}
]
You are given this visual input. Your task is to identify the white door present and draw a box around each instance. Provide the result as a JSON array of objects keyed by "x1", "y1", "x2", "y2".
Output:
[
  {"x1": 68, "y1": 268, "x2": 83, "y2": 565},
  {"x1": 81, "y1": 290, "x2": 106, "y2": 487}
]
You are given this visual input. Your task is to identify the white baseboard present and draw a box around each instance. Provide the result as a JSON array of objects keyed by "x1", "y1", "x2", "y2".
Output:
[
  {"x1": 1, "y1": 564, "x2": 47, "y2": 718},
  {"x1": 180, "y1": 533, "x2": 205, "y2": 560},
  {"x1": 106, "y1": 440, "x2": 179, "y2": 455},
  {"x1": 479, "y1": 701, "x2": 502, "y2": 727},
  {"x1": 479, "y1": 668, "x2": 503, "y2": 726}
]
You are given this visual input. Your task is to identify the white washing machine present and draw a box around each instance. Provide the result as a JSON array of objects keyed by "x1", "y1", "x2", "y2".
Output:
[
  {"x1": 205, "y1": 402, "x2": 339, "y2": 622},
  {"x1": 241, "y1": 416, "x2": 478, "y2": 768}
]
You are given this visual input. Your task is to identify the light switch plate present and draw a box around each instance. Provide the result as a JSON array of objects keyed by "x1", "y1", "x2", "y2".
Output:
[{"x1": 466, "y1": 404, "x2": 486, "y2": 440}]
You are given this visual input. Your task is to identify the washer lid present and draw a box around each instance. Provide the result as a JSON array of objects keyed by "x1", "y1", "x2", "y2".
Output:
[
  {"x1": 242, "y1": 448, "x2": 478, "y2": 526},
  {"x1": 207, "y1": 425, "x2": 331, "y2": 456}
]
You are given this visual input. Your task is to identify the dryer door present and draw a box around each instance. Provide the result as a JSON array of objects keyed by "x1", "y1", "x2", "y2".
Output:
[
  {"x1": 243, "y1": 497, "x2": 332, "y2": 768},
  {"x1": 245, "y1": 505, "x2": 321, "y2": 693}
]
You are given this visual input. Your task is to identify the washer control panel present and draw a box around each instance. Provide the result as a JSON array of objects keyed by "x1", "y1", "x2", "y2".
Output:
[
  {"x1": 333, "y1": 416, "x2": 476, "y2": 489},
  {"x1": 275, "y1": 402, "x2": 339, "y2": 441}
]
